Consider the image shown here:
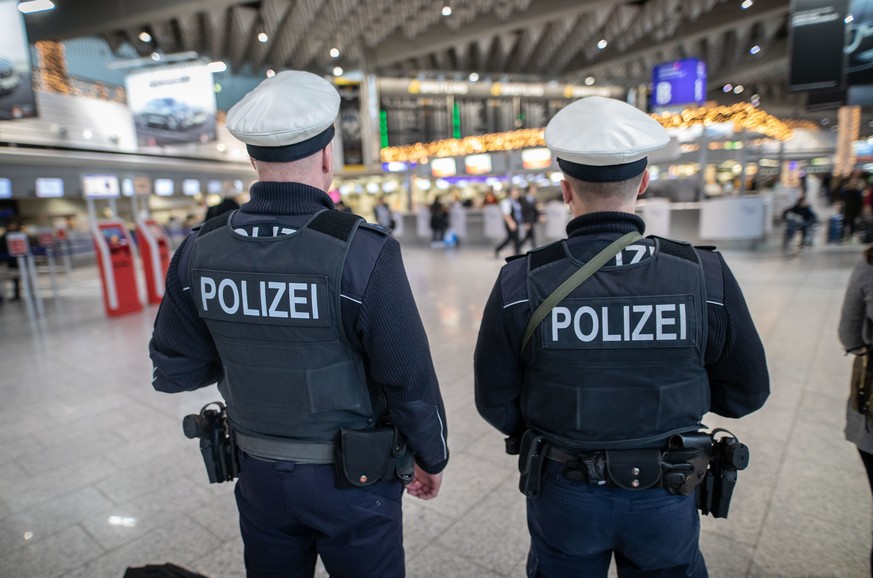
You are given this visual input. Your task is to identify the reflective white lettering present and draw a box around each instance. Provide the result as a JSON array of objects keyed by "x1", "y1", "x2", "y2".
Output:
[
  {"x1": 268, "y1": 282, "x2": 288, "y2": 318},
  {"x1": 233, "y1": 227, "x2": 248, "y2": 237},
  {"x1": 241, "y1": 281, "x2": 258, "y2": 316},
  {"x1": 601, "y1": 307, "x2": 620, "y2": 341},
  {"x1": 627, "y1": 245, "x2": 647, "y2": 264},
  {"x1": 679, "y1": 303, "x2": 686, "y2": 340},
  {"x1": 632, "y1": 305, "x2": 653, "y2": 341},
  {"x1": 311, "y1": 284, "x2": 319, "y2": 320},
  {"x1": 218, "y1": 279, "x2": 240, "y2": 314},
  {"x1": 289, "y1": 283, "x2": 309, "y2": 319},
  {"x1": 655, "y1": 303, "x2": 676, "y2": 340},
  {"x1": 623, "y1": 305, "x2": 630, "y2": 340},
  {"x1": 552, "y1": 307, "x2": 571, "y2": 341},
  {"x1": 573, "y1": 306, "x2": 598, "y2": 342},
  {"x1": 200, "y1": 277, "x2": 216, "y2": 311},
  {"x1": 259, "y1": 281, "x2": 267, "y2": 316}
]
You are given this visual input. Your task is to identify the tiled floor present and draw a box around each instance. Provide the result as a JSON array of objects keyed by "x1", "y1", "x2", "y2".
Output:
[{"x1": 1, "y1": 208, "x2": 871, "y2": 578}]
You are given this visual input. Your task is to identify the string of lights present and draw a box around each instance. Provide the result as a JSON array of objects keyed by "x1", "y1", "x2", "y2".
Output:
[{"x1": 381, "y1": 103, "x2": 794, "y2": 163}]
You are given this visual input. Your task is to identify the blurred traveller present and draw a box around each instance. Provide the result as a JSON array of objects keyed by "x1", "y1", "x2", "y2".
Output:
[
  {"x1": 495, "y1": 186, "x2": 523, "y2": 257},
  {"x1": 838, "y1": 245, "x2": 873, "y2": 577},
  {"x1": 474, "y1": 96, "x2": 769, "y2": 578},
  {"x1": 149, "y1": 71, "x2": 448, "y2": 578},
  {"x1": 518, "y1": 183, "x2": 541, "y2": 251},
  {"x1": 782, "y1": 195, "x2": 818, "y2": 249}
]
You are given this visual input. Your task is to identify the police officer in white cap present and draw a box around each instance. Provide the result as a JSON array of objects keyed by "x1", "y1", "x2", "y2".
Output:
[
  {"x1": 474, "y1": 96, "x2": 769, "y2": 577},
  {"x1": 150, "y1": 71, "x2": 448, "y2": 578}
]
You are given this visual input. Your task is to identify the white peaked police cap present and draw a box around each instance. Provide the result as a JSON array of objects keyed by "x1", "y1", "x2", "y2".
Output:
[
  {"x1": 544, "y1": 96, "x2": 670, "y2": 182},
  {"x1": 226, "y1": 70, "x2": 340, "y2": 162}
]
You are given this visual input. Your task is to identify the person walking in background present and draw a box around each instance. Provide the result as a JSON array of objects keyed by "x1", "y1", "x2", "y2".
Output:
[
  {"x1": 429, "y1": 195, "x2": 449, "y2": 246},
  {"x1": 494, "y1": 186, "x2": 523, "y2": 258},
  {"x1": 475, "y1": 96, "x2": 769, "y2": 577},
  {"x1": 518, "y1": 183, "x2": 541, "y2": 252},
  {"x1": 842, "y1": 173, "x2": 866, "y2": 241},
  {"x1": 838, "y1": 245, "x2": 873, "y2": 578},
  {"x1": 150, "y1": 71, "x2": 448, "y2": 578},
  {"x1": 374, "y1": 195, "x2": 395, "y2": 233}
]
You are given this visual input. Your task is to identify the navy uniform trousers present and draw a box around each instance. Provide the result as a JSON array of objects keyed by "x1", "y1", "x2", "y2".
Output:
[
  {"x1": 526, "y1": 462, "x2": 707, "y2": 578},
  {"x1": 234, "y1": 452, "x2": 405, "y2": 578}
]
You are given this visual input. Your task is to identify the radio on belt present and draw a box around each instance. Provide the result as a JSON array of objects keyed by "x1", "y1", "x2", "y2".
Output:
[{"x1": 92, "y1": 220, "x2": 143, "y2": 316}]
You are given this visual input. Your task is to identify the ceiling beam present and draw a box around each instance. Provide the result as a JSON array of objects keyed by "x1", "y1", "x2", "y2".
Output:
[
  {"x1": 372, "y1": 0, "x2": 615, "y2": 68},
  {"x1": 25, "y1": 0, "x2": 244, "y2": 42},
  {"x1": 563, "y1": 0, "x2": 789, "y2": 80}
]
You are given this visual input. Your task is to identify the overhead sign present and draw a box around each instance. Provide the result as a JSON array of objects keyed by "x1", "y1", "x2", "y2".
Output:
[
  {"x1": 789, "y1": 0, "x2": 850, "y2": 91},
  {"x1": 0, "y1": 0, "x2": 37, "y2": 121},
  {"x1": 0, "y1": 177, "x2": 10, "y2": 198},
  {"x1": 126, "y1": 64, "x2": 217, "y2": 147},
  {"x1": 6, "y1": 232, "x2": 29, "y2": 256},
  {"x1": 651, "y1": 58, "x2": 707, "y2": 107},
  {"x1": 35, "y1": 178, "x2": 63, "y2": 198},
  {"x1": 431, "y1": 158, "x2": 457, "y2": 178},
  {"x1": 82, "y1": 175, "x2": 120, "y2": 198}
]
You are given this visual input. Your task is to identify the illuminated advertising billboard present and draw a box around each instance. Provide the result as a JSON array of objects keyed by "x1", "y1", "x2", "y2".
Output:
[
  {"x1": 0, "y1": 0, "x2": 37, "y2": 121},
  {"x1": 521, "y1": 148, "x2": 552, "y2": 170},
  {"x1": 82, "y1": 175, "x2": 120, "y2": 198},
  {"x1": 431, "y1": 158, "x2": 457, "y2": 178},
  {"x1": 126, "y1": 64, "x2": 217, "y2": 147},
  {"x1": 464, "y1": 154, "x2": 492, "y2": 175}
]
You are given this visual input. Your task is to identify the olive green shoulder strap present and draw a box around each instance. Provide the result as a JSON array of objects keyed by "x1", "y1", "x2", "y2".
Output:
[{"x1": 520, "y1": 231, "x2": 642, "y2": 352}]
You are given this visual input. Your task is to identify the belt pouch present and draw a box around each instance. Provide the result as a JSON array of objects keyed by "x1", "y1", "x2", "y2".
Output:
[
  {"x1": 605, "y1": 449, "x2": 662, "y2": 490},
  {"x1": 334, "y1": 427, "x2": 394, "y2": 489},
  {"x1": 518, "y1": 430, "x2": 548, "y2": 498}
]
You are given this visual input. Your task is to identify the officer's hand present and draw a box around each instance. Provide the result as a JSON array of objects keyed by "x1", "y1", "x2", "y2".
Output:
[{"x1": 406, "y1": 463, "x2": 443, "y2": 500}]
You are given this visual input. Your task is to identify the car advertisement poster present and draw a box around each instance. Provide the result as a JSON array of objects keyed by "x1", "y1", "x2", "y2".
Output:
[
  {"x1": 0, "y1": 0, "x2": 37, "y2": 121},
  {"x1": 125, "y1": 64, "x2": 216, "y2": 147}
]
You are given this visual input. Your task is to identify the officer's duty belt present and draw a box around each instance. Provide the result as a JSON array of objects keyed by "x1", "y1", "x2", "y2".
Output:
[
  {"x1": 235, "y1": 431, "x2": 335, "y2": 464},
  {"x1": 544, "y1": 445, "x2": 668, "y2": 490}
]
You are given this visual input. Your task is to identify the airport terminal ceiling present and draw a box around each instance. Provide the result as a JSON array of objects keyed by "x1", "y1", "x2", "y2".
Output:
[{"x1": 23, "y1": 0, "x2": 804, "y2": 115}]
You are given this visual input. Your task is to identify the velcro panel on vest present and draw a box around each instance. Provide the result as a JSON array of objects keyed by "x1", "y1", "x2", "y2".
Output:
[
  {"x1": 308, "y1": 210, "x2": 362, "y2": 242},
  {"x1": 652, "y1": 237, "x2": 698, "y2": 264},
  {"x1": 198, "y1": 212, "x2": 232, "y2": 238},
  {"x1": 529, "y1": 242, "x2": 567, "y2": 271}
]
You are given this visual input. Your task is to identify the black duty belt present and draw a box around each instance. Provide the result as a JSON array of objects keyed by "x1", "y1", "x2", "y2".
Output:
[{"x1": 545, "y1": 445, "x2": 665, "y2": 490}]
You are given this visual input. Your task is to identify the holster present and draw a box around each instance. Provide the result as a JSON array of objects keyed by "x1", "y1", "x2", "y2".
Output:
[
  {"x1": 334, "y1": 425, "x2": 412, "y2": 489},
  {"x1": 518, "y1": 430, "x2": 548, "y2": 498},
  {"x1": 663, "y1": 432, "x2": 713, "y2": 496}
]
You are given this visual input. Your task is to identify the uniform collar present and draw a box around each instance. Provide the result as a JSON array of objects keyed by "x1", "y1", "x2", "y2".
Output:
[
  {"x1": 241, "y1": 181, "x2": 335, "y2": 216},
  {"x1": 567, "y1": 211, "x2": 646, "y2": 238}
]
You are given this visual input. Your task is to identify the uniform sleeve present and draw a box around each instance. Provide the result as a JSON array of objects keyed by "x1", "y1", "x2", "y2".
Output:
[
  {"x1": 705, "y1": 254, "x2": 770, "y2": 418},
  {"x1": 839, "y1": 259, "x2": 869, "y2": 352},
  {"x1": 354, "y1": 239, "x2": 449, "y2": 474},
  {"x1": 149, "y1": 236, "x2": 223, "y2": 393},
  {"x1": 474, "y1": 271, "x2": 526, "y2": 437}
]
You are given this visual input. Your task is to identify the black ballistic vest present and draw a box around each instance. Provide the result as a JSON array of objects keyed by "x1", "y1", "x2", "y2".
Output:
[
  {"x1": 188, "y1": 210, "x2": 373, "y2": 443},
  {"x1": 521, "y1": 237, "x2": 710, "y2": 450}
]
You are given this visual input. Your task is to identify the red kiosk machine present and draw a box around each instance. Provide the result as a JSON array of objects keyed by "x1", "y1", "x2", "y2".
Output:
[
  {"x1": 135, "y1": 216, "x2": 170, "y2": 304},
  {"x1": 84, "y1": 176, "x2": 143, "y2": 317},
  {"x1": 92, "y1": 220, "x2": 142, "y2": 316}
]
